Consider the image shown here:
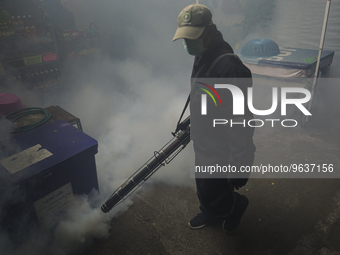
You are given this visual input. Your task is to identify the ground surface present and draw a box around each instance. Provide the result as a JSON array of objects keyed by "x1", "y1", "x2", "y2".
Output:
[{"x1": 78, "y1": 77, "x2": 340, "y2": 254}]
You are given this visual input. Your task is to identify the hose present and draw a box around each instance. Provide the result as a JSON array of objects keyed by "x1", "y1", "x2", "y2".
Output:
[{"x1": 4, "y1": 107, "x2": 51, "y2": 133}]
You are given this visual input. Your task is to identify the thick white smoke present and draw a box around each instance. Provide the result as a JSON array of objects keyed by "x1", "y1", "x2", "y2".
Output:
[{"x1": 0, "y1": 56, "x2": 192, "y2": 255}]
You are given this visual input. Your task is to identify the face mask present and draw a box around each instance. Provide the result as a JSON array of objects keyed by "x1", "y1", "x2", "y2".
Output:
[{"x1": 183, "y1": 38, "x2": 206, "y2": 56}]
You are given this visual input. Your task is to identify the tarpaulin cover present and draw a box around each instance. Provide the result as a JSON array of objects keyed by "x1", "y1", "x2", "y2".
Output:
[{"x1": 236, "y1": 48, "x2": 334, "y2": 78}]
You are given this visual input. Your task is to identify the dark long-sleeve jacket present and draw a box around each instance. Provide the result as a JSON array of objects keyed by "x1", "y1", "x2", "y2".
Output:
[{"x1": 190, "y1": 30, "x2": 256, "y2": 187}]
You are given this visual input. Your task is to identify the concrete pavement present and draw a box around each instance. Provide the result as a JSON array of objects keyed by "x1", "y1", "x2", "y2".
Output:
[{"x1": 79, "y1": 91, "x2": 340, "y2": 254}]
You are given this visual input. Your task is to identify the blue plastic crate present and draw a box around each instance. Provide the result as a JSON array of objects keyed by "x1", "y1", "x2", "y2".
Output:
[{"x1": 0, "y1": 120, "x2": 99, "y2": 220}]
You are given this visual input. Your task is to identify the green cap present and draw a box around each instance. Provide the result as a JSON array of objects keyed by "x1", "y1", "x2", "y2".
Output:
[{"x1": 173, "y1": 4, "x2": 212, "y2": 41}]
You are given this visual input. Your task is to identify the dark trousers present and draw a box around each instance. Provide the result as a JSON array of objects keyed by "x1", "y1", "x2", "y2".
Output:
[
  {"x1": 195, "y1": 178, "x2": 234, "y2": 217},
  {"x1": 195, "y1": 147, "x2": 255, "y2": 217}
]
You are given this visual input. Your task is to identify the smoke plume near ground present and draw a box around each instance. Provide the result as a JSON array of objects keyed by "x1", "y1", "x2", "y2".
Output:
[{"x1": 0, "y1": 50, "x2": 193, "y2": 255}]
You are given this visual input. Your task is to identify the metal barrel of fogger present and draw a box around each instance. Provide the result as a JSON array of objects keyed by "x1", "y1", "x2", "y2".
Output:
[{"x1": 101, "y1": 117, "x2": 190, "y2": 213}]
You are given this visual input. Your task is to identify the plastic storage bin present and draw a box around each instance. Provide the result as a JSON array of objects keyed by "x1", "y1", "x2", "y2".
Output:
[{"x1": 0, "y1": 120, "x2": 99, "y2": 221}]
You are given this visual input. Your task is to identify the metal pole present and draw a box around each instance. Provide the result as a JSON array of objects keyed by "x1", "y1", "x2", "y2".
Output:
[{"x1": 306, "y1": 0, "x2": 331, "y2": 122}]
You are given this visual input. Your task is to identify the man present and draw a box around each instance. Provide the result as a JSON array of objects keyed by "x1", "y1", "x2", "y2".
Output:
[{"x1": 172, "y1": 3, "x2": 256, "y2": 233}]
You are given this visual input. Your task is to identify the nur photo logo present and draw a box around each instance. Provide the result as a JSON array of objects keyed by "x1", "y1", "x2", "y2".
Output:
[
  {"x1": 196, "y1": 82, "x2": 223, "y2": 115},
  {"x1": 195, "y1": 80, "x2": 312, "y2": 128}
]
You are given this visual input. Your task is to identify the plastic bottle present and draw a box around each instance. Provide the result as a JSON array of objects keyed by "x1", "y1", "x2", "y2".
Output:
[
  {"x1": 2, "y1": 23, "x2": 9, "y2": 37},
  {"x1": 16, "y1": 16, "x2": 23, "y2": 35},
  {"x1": 21, "y1": 15, "x2": 28, "y2": 36},
  {"x1": 28, "y1": 15, "x2": 36, "y2": 38},
  {"x1": 46, "y1": 69, "x2": 52, "y2": 82},
  {"x1": 10, "y1": 16, "x2": 16, "y2": 35},
  {"x1": 35, "y1": 71, "x2": 41, "y2": 86},
  {"x1": 30, "y1": 73, "x2": 35, "y2": 85},
  {"x1": 22, "y1": 15, "x2": 28, "y2": 37},
  {"x1": 39, "y1": 70, "x2": 45, "y2": 85},
  {"x1": 49, "y1": 68, "x2": 54, "y2": 80}
]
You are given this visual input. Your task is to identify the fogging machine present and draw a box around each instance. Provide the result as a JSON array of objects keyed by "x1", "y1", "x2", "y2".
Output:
[{"x1": 101, "y1": 116, "x2": 190, "y2": 213}]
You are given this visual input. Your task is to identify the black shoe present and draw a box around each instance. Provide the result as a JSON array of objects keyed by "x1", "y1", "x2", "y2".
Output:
[
  {"x1": 222, "y1": 192, "x2": 249, "y2": 233},
  {"x1": 188, "y1": 212, "x2": 215, "y2": 230}
]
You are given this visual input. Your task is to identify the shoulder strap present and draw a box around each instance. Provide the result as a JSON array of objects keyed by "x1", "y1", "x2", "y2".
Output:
[
  {"x1": 205, "y1": 53, "x2": 238, "y2": 77},
  {"x1": 174, "y1": 53, "x2": 237, "y2": 134},
  {"x1": 173, "y1": 93, "x2": 190, "y2": 134}
]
